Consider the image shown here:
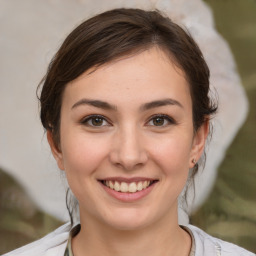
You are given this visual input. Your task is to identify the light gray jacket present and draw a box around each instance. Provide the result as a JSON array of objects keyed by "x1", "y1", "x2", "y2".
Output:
[{"x1": 2, "y1": 223, "x2": 255, "y2": 256}]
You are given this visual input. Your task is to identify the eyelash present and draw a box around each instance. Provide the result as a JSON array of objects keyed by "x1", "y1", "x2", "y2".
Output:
[{"x1": 80, "y1": 114, "x2": 176, "y2": 127}]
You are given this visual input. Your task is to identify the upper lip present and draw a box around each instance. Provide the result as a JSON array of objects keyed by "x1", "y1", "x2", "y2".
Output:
[{"x1": 98, "y1": 177, "x2": 158, "y2": 183}]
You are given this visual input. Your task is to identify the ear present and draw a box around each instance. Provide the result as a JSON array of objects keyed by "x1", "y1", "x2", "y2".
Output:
[
  {"x1": 189, "y1": 121, "x2": 209, "y2": 168},
  {"x1": 47, "y1": 130, "x2": 65, "y2": 170}
]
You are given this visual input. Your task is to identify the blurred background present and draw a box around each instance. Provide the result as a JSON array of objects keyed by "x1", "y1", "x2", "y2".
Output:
[
  {"x1": 191, "y1": 0, "x2": 256, "y2": 252},
  {"x1": 0, "y1": 0, "x2": 255, "y2": 254}
]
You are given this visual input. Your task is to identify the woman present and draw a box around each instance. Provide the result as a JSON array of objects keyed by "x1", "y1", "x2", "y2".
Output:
[{"x1": 4, "y1": 8, "x2": 254, "y2": 256}]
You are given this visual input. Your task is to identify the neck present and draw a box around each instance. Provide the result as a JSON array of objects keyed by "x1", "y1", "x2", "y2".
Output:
[{"x1": 72, "y1": 209, "x2": 191, "y2": 256}]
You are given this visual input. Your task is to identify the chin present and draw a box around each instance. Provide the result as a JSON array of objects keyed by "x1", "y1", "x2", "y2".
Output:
[{"x1": 102, "y1": 208, "x2": 158, "y2": 231}]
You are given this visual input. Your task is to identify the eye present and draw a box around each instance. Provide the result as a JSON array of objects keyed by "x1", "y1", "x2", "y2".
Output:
[
  {"x1": 147, "y1": 115, "x2": 176, "y2": 127},
  {"x1": 81, "y1": 115, "x2": 110, "y2": 127}
]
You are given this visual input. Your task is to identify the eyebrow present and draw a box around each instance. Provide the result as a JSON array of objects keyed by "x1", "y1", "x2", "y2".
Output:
[
  {"x1": 72, "y1": 99, "x2": 117, "y2": 110},
  {"x1": 71, "y1": 98, "x2": 183, "y2": 111},
  {"x1": 140, "y1": 98, "x2": 183, "y2": 111}
]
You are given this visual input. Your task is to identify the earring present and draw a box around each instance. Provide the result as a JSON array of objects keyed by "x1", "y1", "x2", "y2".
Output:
[{"x1": 192, "y1": 159, "x2": 197, "y2": 165}]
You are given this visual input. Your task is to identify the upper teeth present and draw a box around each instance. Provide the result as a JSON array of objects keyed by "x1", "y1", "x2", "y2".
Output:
[{"x1": 105, "y1": 181, "x2": 151, "y2": 193}]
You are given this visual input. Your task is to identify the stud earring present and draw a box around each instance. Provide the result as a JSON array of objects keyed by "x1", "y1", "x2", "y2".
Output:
[{"x1": 192, "y1": 159, "x2": 197, "y2": 165}]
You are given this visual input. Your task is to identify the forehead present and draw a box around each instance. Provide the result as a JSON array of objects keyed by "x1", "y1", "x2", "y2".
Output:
[{"x1": 63, "y1": 47, "x2": 191, "y2": 110}]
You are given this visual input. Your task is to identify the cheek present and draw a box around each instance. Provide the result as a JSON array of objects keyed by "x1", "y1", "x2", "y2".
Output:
[
  {"x1": 60, "y1": 133, "x2": 112, "y2": 205},
  {"x1": 149, "y1": 134, "x2": 192, "y2": 175},
  {"x1": 60, "y1": 132, "x2": 110, "y2": 178}
]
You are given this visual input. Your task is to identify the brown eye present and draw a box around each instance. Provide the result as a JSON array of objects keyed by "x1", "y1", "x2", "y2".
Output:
[
  {"x1": 91, "y1": 117, "x2": 104, "y2": 126},
  {"x1": 153, "y1": 117, "x2": 165, "y2": 126},
  {"x1": 81, "y1": 115, "x2": 109, "y2": 127},
  {"x1": 147, "y1": 115, "x2": 176, "y2": 127}
]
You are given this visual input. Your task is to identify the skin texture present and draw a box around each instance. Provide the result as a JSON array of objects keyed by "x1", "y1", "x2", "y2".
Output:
[{"x1": 48, "y1": 47, "x2": 208, "y2": 256}]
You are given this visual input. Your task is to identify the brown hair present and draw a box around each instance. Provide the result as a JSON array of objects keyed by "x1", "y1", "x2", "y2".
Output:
[{"x1": 38, "y1": 8, "x2": 217, "y2": 219}]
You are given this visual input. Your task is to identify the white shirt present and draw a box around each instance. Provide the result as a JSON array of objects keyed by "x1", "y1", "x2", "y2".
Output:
[{"x1": 2, "y1": 223, "x2": 255, "y2": 256}]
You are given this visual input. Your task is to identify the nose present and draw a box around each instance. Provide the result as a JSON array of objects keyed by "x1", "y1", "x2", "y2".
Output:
[{"x1": 109, "y1": 126, "x2": 148, "y2": 171}]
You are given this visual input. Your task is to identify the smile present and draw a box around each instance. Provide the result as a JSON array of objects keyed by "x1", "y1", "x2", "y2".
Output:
[{"x1": 102, "y1": 180, "x2": 157, "y2": 193}]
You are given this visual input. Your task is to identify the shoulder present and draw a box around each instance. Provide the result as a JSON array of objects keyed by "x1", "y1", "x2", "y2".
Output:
[
  {"x1": 1, "y1": 223, "x2": 71, "y2": 256},
  {"x1": 187, "y1": 224, "x2": 255, "y2": 256}
]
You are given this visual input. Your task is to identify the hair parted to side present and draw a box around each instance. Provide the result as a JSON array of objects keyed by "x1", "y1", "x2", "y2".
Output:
[{"x1": 38, "y1": 8, "x2": 217, "y2": 223}]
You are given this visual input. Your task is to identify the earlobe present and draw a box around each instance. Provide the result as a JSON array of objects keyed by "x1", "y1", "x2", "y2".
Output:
[
  {"x1": 47, "y1": 130, "x2": 65, "y2": 170},
  {"x1": 189, "y1": 121, "x2": 209, "y2": 168}
]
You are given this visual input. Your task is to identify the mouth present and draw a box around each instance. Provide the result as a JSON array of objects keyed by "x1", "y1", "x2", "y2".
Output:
[{"x1": 100, "y1": 179, "x2": 158, "y2": 193}]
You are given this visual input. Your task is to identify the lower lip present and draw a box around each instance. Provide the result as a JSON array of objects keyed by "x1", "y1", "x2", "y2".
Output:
[{"x1": 100, "y1": 182, "x2": 157, "y2": 202}]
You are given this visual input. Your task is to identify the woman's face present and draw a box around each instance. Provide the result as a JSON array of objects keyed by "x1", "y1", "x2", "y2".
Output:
[{"x1": 48, "y1": 47, "x2": 207, "y2": 230}]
